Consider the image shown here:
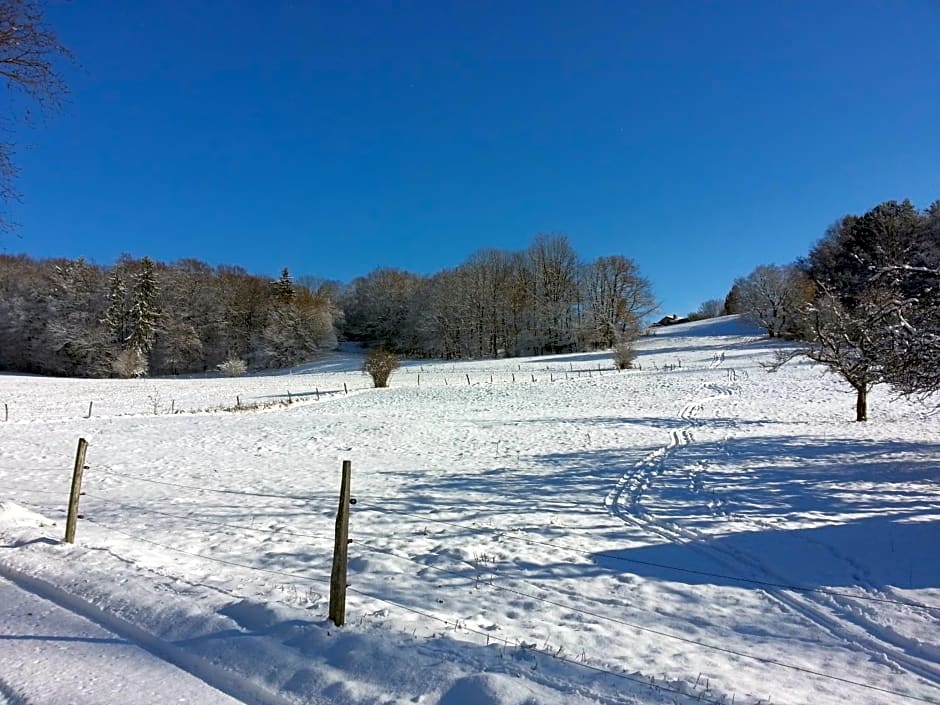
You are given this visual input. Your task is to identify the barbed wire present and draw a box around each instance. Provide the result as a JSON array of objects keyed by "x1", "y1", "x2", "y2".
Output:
[
  {"x1": 81, "y1": 492, "x2": 385, "y2": 545},
  {"x1": 348, "y1": 537, "x2": 940, "y2": 702},
  {"x1": 76, "y1": 503, "x2": 940, "y2": 704},
  {"x1": 94, "y1": 466, "x2": 329, "y2": 502},
  {"x1": 59, "y1": 465, "x2": 940, "y2": 614},
  {"x1": 82, "y1": 516, "x2": 334, "y2": 588},
  {"x1": 81, "y1": 516, "x2": 729, "y2": 705}
]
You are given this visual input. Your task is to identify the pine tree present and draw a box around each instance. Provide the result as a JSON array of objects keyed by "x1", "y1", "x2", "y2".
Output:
[
  {"x1": 104, "y1": 269, "x2": 129, "y2": 348},
  {"x1": 128, "y1": 257, "x2": 159, "y2": 355},
  {"x1": 273, "y1": 267, "x2": 294, "y2": 303}
]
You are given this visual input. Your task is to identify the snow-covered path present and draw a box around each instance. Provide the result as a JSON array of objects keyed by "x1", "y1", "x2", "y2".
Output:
[{"x1": 0, "y1": 571, "x2": 248, "y2": 705}]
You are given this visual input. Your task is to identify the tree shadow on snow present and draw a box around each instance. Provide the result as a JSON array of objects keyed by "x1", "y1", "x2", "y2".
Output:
[
  {"x1": 373, "y1": 435, "x2": 940, "y2": 595},
  {"x1": 591, "y1": 514, "x2": 940, "y2": 592},
  {"x1": 577, "y1": 435, "x2": 940, "y2": 593}
]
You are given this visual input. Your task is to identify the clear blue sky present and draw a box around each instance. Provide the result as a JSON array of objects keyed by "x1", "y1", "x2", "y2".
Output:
[{"x1": 9, "y1": 0, "x2": 940, "y2": 315}]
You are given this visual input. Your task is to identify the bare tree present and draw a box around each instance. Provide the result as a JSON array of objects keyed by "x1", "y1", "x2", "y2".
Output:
[
  {"x1": 0, "y1": 0, "x2": 71, "y2": 229},
  {"x1": 527, "y1": 234, "x2": 579, "y2": 354},
  {"x1": 582, "y1": 255, "x2": 656, "y2": 348},
  {"x1": 734, "y1": 264, "x2": 814, "y2": 338},
  {"x1": 342, "y1": 268, "x2": 422, "y2": 352},
  {"x1": 689, "y1": 298, "x2": 724, "y2": 321}
]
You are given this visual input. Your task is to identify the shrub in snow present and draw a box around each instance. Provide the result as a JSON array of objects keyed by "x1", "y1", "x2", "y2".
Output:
[
  {"x1": 363, "y1": 348, "x2": 399, "y2": 388},
  {"x1": 613, "y1": 338, "x2": 637, "y2": 370},
  {"x1": 218, "y1": 356, "x2": 247, "y2": 377}
]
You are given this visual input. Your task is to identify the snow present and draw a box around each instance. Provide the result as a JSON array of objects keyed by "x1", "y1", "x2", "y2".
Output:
[
  {"x1": 1, "y1": 315, "x2": 938, "y2": 705},
  {"x1": 0, "y1": 571, "x2": 244, "y2": 705}
]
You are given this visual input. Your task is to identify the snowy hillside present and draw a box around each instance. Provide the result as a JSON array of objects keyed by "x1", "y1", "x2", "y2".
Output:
[{"x1": 1, "y1": 316, "x2": 938, "y2": 705}]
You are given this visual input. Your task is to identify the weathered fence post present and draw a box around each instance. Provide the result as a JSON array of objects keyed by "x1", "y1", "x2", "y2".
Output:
[
  {"x1": 65, "y1": 438, "x2": 89, "y2": 544},
  {"x1": 4, "y1": 403, "x2": 8, "y2": 421},
  {"x1": 287, "y1": 390, "x2": 292, "y2": 404},
  {"x1": 316, "y1": 387, "x2": 320, "y2": 401},
  {"x1": 329, "y1": 460, "x2": 353, "y2": 626},
  {"x1": 344, "y1": 382, "x2": 348, "y2": 395},
  {"x1": 466, "y1": 373, "x2": 470, "y2": 386},
  {"x1": 86, "y1": 401, "x2": 93, "y2": 419}
]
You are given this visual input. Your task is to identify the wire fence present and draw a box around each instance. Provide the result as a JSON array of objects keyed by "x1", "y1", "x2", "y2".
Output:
[
  {"x1": 75, "y1": 514, "x2": 730, "y2": 705},
  {"x1": 0, "y1": 351, "x2": 719, "y2": 425},
  {"x1": 8, "y1": 460, "x2": 931, "y2": 705},
  {"x1": 83, "y1": 467, "x2": 939, "y2": 615}
]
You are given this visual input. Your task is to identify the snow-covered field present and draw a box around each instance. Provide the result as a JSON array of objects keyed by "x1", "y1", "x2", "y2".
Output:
[{"x1": 1, "y1": 316, "x2": 938, "y2": 705}]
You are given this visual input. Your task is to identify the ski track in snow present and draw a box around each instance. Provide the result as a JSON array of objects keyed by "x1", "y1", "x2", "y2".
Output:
[{"x1": 604, "y1": 350, "x2": 940, "y2": 691}]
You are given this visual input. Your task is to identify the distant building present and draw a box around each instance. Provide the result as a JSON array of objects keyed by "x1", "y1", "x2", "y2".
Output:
[{"x1": 654, "y1": 314, "x2": 688, "y2": 327}]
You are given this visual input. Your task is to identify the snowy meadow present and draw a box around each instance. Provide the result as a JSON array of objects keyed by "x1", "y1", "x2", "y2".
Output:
[{"x1": 1, "y1": 316, "x2": 938, "y2": 705}]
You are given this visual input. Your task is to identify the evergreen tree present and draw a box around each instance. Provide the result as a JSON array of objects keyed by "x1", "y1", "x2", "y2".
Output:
[
  {"x1": 273, "y1": 267, "x2": 294, "y2": 302},
  {"x1": 104, "y1": 269, "x2": 129, "y2": 348},
  {"x1": 128, "y1": 257, "x2": 159, "y2": 355}
]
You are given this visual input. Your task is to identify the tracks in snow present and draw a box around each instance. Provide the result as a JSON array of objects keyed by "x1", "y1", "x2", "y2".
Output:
[
  {"x1": 603, "y1": 356, "x2": 940, "y2": 691},
  {"x1": 0, "y1": 561, "x2": 304, "y2": 705}
]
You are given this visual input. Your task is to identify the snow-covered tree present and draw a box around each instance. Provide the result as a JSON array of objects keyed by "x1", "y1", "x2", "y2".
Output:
[
  {"x1": 273, "y1": 267, "x2": 294, "y2": 302},
  {"x1": 128, "y1": 257, "x2": 159, "y2": 357},
  {"x1": 104, "y1": 268, "x2": 130, "y2": 349},
  {"x1": 261, "y1": 288, "x2": 335, "y2": 367},
  {"x1": 771, "y1": 199, "x2": 940, "y2": 418},
  {"x1": 770, "y1": 288, "x2": 896, "y2": 421}
]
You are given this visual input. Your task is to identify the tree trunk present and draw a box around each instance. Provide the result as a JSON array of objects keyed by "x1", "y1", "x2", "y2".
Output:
[{"x1": 855, "y1": 385, "x2": 868, "y2": 422}]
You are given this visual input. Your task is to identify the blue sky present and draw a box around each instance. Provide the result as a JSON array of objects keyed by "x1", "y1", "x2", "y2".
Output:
[{"x1": 8, "y1": 0, "x2": 940, "y2": 315}]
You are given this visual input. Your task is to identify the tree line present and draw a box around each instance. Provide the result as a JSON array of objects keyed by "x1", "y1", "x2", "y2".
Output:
[
  {"x1": 341, "y1": 234, "x2": 655, "y2": 359},
  {"x1": 722, "y1": 198, "x2": 940, "y2": 420},
  {"x1": 0, "y1": 234, "x2": 655, "y2": 377},
  {"x1": 0, "y1": 255, "x2": 337, "y2": 377}
]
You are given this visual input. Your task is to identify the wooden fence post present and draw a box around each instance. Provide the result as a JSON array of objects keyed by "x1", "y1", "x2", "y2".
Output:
[
  {"x1": 344, "y1": 382, "x2": 348, "y2": 395},
  {"x1": 316, "y1": 387, "x2": 320, "y2": 401},
  {"x1": 65, "y1": 438, "x2": 89, "y2": 544},
  {"x1": 86, "y1": 401, "x2": 93, "y2": 419},
  {"x1": 4, "y1": 403, "x2": 7, "y2": 421},
  {"x1": 329, "y1": 460, "x2": 352, "y2": 627},
  {"x1": 466, "y1": 374, "x2": 470, "y2": 386}
]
